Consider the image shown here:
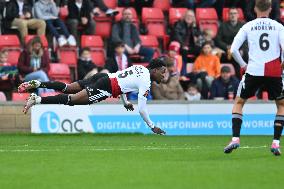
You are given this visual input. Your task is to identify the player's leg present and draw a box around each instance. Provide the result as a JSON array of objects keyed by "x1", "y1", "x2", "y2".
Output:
[
  {"x1": 224, "y1": 97, "x2": 246, "y2": 153},
  {"x1": 18, "y1": 80, "x2": 82, "y2": 94},
  {"x1": 224, "y1": 74, "x2": 259, "y2": 154},
  {"x1": 23, "y1": 75, "x2": 112, "y2": 114},
  {"x1": 18, "y1": 73, "x2": 108, "y2": 94},
  {"x1": 271, "y1": 99, "x2": 284, "y2": 156},
  {"x1": 269, "y1": 77, "x2": 284, "y2": 156}
]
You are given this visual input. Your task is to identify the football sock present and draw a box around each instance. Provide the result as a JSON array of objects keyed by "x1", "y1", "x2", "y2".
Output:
[
  {"x1": 40, "y1": 81, "x2": 68, "y2": 92},
  {"x1": 40, "y1": 94, "x2": 71, "y2": 105},
  {"x1": 273, "y1": 140, "x2": 280, "y2": 146},
  {"x1": 273, "y1": 115, "x2": 284, "y2": 140},
  {"x1": 232, "y1": 113, "x2": 243, "y2": 137}
]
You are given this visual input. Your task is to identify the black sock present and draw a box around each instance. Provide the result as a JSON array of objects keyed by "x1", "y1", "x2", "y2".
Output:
[
  {"x1": 41, "y1": 94, "x2": 71, "y2": 105},
  {"x1": 40, "y1": 81, "x2": 67, "y2": 92},
  {"x1": 274, "y1": 115, "x2": 284, "y2": 140},
  {"x1": 232, "y1": 113, "x2": 243, "y2": 137}
]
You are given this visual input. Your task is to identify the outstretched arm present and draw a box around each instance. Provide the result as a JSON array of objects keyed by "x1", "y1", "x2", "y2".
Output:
[
  {"x1": 121, "y1": 94, "x2": 134, "y2": 111},
  {"x1": 138, "y1": 96, "x2": 166, "y2": 135}
]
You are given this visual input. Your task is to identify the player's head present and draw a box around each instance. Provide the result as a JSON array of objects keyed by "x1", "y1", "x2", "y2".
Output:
[
  {"x1": 147, "y1": 57, "x2": 167, "y2": 84},
  {"x1": 254, "y1": 0, "x2": 272, "y2": 16}
]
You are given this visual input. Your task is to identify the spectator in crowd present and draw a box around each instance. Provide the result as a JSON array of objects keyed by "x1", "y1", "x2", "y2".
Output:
[
  {"x1": 111, "y1": 8, "x2": 154, "y2": 62},
  {"x1": 172, "y1": 10, "x2": 202, "y2": 63},
  {"x1": 210, "y1": 66, "x2": 239, "y2": 100},
  {"x1": 67, "y1": 0, "x2": 96, "y2": 43},
  {"x1": 17, "y1": 36, "x2": 53, "y2": 95},
  {"x1": 77, "y1": 47, "x2": 106, "y2": 80},
  {"x1": 0, "y1": 49, "x2": 20, "y2": 97},
  {"x1": 184, "y1": 83, "x2": 201, "y2": 101},
  {"x1": 166, "y1": 41, "x2": 184, "y2": 76},
  {"x1": 203, "y1": 29, "x2": 224, "y2": 58},
  {"x1": 91, "y1": 0, "x2": 119, "y2": 16},
  {"x1": 105, "y1": 41, "x2": 132, "y2": 73},
  {"x1": 215, "y1": 7, "x2": 245, "y2": 79},
  {"x1": 152, "y1": 58, "x2": 185, "y2": 100},
  {"x1": 192, "y1": 42, "x2": 221, "y2": 98},
  {"x1": 246, "y1": 0, "x2": 280, "y2": 22},
  {"x1": 4, "y1": 0, "x2": 46, "y2": 43},
  {"x1": 34, "y1": 0, "x2": 76, "y2": 47}
]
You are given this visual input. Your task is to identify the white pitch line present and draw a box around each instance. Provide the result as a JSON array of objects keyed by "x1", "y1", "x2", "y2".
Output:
[{"x1": 0, "y1": 146, "x2": 268, "y2": 152}]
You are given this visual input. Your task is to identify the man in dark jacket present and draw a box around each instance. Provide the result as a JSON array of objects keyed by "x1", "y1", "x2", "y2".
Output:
[
  {"x1": 215, "y1": 7, "x2": 246, "y2": 79},
  {"x1": 172, "y1": 10, "x2": 202, "y2": 62},
  {"x1": 105, "y1": 41, "x2": 132, "y2": 73},
  {"x1": 210, "y1": 66, "x2": 239, "y2": 100},
  {"x1": 4, "y1": 0, "x2": 46, "y2": 43},
  {"x1": 111, "y1": 7, "x2": 154, "y2": 62},
  {"x1": 67, "y1": 0, "x2": 96, "y2": 42}
]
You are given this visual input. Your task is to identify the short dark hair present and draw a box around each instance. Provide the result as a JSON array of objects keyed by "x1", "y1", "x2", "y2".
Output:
[
  {"x1": 147, "y1": 57, "x2": 166, "y2": 70},
  {"x1": 255, "y1": 0, "x2": 271, "y2": 12},
  {"x1": 114, "y1": 41, "x2": 125, "y2": 49},
  {"x1": 80, "y1": 47, "x2": 91, "y2": 55}
]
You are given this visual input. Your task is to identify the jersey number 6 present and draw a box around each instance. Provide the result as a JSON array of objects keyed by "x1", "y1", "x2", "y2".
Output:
[{"x1": 259, "y1": 33, "x2": 269, "y2": 51}]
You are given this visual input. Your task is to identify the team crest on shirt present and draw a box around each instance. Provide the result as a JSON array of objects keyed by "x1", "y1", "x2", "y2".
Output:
[{"x1": 143, "y1": 90, "x2": 149, "y2": 97}]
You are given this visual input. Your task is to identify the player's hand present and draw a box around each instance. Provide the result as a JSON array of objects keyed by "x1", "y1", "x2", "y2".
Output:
[
  {"x1": 124, "y1": 103, "x2": 134, "y2": 111},
  {"x1": 151, "y1": 126, "x2": 166, "y2": 135}
]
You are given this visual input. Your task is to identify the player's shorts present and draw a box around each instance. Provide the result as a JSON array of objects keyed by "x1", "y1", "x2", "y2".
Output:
[
  {"x1": 237, "y1": 73, "x2": 284, "y2": 100},
  {"x1": 77, "y1": 73, "x2": 112, "y2": 104}
]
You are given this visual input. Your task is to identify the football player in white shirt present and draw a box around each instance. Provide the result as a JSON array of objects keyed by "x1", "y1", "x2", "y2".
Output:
[
  {"x1": 19, "y1": 57, "x2": 167, "y2": 135},
  {"x1": 224, "y1": 0, "x2": 284, "y2": 156}
]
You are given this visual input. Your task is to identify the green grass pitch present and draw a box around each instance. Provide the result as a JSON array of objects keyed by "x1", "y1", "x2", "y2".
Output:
[{"x1": 0, "y1": 134, "x2": 283, "y2": 189}]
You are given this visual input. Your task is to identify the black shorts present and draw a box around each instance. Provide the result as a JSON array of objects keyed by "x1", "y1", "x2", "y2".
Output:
[
  {"x1": 77, "y1": 73, "x2": 112, "y2": 104},
  {"x1": 237, "y1": 73, "x2": 284, "y2": 100}
]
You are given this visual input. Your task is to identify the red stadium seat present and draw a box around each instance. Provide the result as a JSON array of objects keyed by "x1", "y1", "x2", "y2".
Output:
[
  {"x1": 6, "y1": 50, "x2": 21, "y2": 66},
  {"x1": 95, "y1": 21, "x2": 112, "y2": 38},
  {"x1": 48, "y1": 63, "x2": 71, "y2": 83},
  {"x1": 103, "y1": 0, "x2": 117, "y2": 9},
  {"x1": 12, "y1": 93, "x2": 30, "y2": 101},
  {"x1": 24, "y1": 35, "x2": 48, "y2": 48},
  {"x1": 140, "y1": 35, "x2": 160, "y2": 58},
  {"x1": 57, "y1": 48, "x2": 78, "y2": 80},
  {"x1": 142, "y1": 8, "x2": 166, "y2": 38},
  {"x1": 0, "y1": 35, "x2": 21, "y2": 49},
  {"x1": 195, "y1": 8, "x2": 218, "y2": 24},
  {"x1": 142, "y1": 8, "x2": 164, "y2": 24},
  {"x1": 146, "y1": 23, "x2": 166, "y2": 38},
  {"x1": 80, "y1": 35, "x2": 105, "y2": 67},
  {"x1": 59, "y1": 7, "x2": 68, "y2": 21},
  {"x1": 222, "y1": 8, "x2": 245, "y2": 22},
  {"x1": 153, "y1": 0, "x2": 171, "y2": 12},
  {"x1": 81, "y1": 35, "x2": 104, "y2": 48},
  {"x1": 90, "y1": 51, "x2": 106, "y2": 67},
  {"x1": 140, "y1": 35, "x2": 159, "y2": 47},
  {"x1": 169, "y1": 8, "x2": 188, "y2": 26}
]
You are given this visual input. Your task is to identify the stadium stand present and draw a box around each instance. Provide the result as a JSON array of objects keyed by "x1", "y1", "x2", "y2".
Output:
[
  {"x1": 12, "y1": 92, "x2": 30, "y2": 101},
  {"x1": 142, "y1": 8, "x2": 166, "y2": 38},
  {"x1": 48, "y1": 63, "x2": 71, "y2": 83}
]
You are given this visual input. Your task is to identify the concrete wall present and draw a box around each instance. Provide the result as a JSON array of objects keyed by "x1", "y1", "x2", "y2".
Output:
[{"x1": 0, "y1": 102, "x2": 30, "y2": 133}]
